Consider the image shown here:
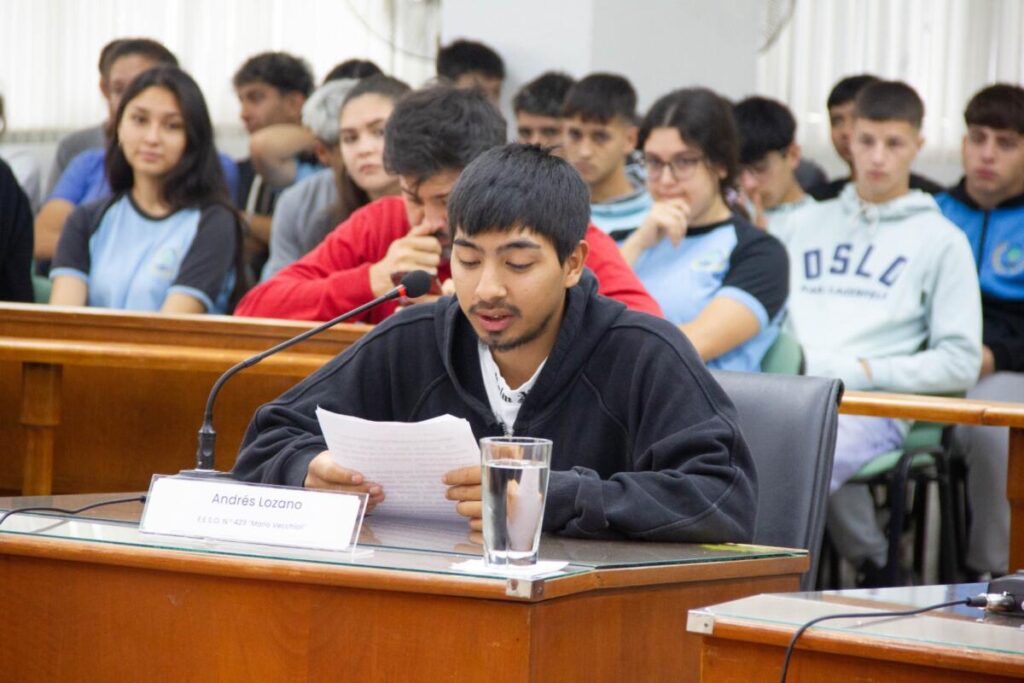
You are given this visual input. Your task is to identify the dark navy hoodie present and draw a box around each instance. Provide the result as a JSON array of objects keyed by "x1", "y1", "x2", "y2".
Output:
[{"x1": 233, "y1": 273, "x2": 757, "y2": 542}]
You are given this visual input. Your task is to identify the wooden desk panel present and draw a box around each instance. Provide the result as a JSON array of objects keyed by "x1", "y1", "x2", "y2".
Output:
[
  {"x1": 690, "y1": 585, "x2": 1024, "y2": 682},
  {"x1": 0, "y1": 304, "x2": 364, "y2": 495},
  {"x1": 0, "y1": 520, "x2": 806, "y2": 682}
]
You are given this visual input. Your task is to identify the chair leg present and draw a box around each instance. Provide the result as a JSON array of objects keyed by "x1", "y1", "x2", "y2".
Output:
[
  {"x1": 885, "y1": 453, "x2": 918, "y2": 586},
  {"x1": 935, "y1": 454, "x2": 959, "y2": 583},
  {"x1": 911, "y1": 472, "x2": 930, "y2": 582}
]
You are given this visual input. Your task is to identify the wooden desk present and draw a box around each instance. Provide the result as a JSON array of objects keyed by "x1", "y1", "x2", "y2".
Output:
[
  {"x1": 4, "y1": 304, "x2": 1024, "y2": 571},
  {"x1": 688, "y1": 583, "x2": 1024, "y2": 682},
  {"x1": 0, "y1": 493, "x2": 807, "y2": 682},
  {"x1": 0, "y1": 304, "x2": 365, "y2": 495}
]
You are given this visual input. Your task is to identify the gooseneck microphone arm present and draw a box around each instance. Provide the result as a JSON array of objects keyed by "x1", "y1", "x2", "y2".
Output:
[{"x1": 188, "y1": 270, "x2": 434, "y2": 475}]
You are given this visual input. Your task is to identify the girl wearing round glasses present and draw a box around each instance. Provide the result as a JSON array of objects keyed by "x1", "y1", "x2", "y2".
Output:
[{"x1": 620, "y1": 87, "x2": 788, "y2": 372}]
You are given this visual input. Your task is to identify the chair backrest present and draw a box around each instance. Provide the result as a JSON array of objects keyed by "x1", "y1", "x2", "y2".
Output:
[
  {"x1": 710, "y1": 370, "x2": 843, "y2": 590},
  {"x1": 760, "y1": 330, "x2": 803, "y2": 375}
]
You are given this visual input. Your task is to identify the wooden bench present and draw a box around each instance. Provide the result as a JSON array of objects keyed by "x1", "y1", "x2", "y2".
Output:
[
  {"x1": 3, "y1": 303, "x2": 1022, "y2": 570},
  {"x1": 0, "y1": 304, "x2": 365, "y2": 496}
]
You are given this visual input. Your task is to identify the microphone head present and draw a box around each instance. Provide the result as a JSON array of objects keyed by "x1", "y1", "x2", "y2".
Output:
[{"x1": 400, "y1": 270, "x2": 434, "y2": 298}]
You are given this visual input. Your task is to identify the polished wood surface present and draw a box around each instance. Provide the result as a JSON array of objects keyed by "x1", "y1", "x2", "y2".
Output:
[
  {"x1": 691, "y1": 585, "x2": 1024, "y2": 682},
  {"x1": 0, "y1": 515, "x2": 807, "y2": 682},
  {"x1": 0, "y1": 304, "x2": 366, "y2": 495}
]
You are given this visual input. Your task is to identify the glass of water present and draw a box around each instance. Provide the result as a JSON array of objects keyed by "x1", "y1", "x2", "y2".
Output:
[{"x1": 480, "y1": 436, "x2": 552, "y2": 567}]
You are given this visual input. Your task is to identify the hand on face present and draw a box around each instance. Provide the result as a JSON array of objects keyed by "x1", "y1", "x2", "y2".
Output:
[
  {"x1": 634, "y1": 198, "x2": 692, "y2": 249},
  {"x1": 369, "y1": 222, "x2": 443, "y2": 297},
  {"x1": 304, "y1": 451, "x2": 385, "y2": 511}
]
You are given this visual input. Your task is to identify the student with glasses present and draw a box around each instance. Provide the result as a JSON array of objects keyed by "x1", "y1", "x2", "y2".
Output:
[{"x1": 620, "y1": 88, "x2": 788, "y2": 372}]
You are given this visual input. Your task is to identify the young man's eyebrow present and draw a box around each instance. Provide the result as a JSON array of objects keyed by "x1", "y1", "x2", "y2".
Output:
[{"x1": 452, "y1": 237, "x2": 542, "y2": 253}]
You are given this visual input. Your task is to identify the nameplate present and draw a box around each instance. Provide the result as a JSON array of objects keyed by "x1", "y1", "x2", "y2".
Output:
[{"x1": 139, "y1": 475, "x2": 366, "y2": 552}]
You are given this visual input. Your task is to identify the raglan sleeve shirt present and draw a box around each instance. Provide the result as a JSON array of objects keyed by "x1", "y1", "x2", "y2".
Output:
[
  {"x1": 167, "y1": 204, "x2": 239, "y2": 311},
  {"x1": 716, "y1": 225, "x2": 788, "y2": 328},
  {"x1": 583, "y1": 225, "x2": 664, "y2": 318}
]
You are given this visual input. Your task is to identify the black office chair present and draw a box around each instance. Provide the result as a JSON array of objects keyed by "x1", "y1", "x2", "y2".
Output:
[{"x1": 711, "y1": 370, "x2": 844, "y2": 590}]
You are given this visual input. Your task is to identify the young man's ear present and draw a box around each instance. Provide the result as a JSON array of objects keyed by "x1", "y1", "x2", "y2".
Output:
[
  {"x1": 562, "y1": 240, "x2": 590, "y2": 288},
  {"x1": 625, "y1": 124, "x2": 639, "y2": 152},
  {"x1": 785, "y1": 142, "x2": 803, "y2": 169}
]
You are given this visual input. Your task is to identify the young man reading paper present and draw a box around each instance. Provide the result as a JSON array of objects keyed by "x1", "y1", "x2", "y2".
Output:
[{"x1": 233, "y1": 144, "x2": 757, "y2": 543}]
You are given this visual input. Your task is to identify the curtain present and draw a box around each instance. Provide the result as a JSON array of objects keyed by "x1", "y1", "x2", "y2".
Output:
[
  {"x1": 0, "y1": 0, "x2": 440, "y2": 135},
  {"x1": 757, "y1": 0, "x2": 1024, "y2": 169}
]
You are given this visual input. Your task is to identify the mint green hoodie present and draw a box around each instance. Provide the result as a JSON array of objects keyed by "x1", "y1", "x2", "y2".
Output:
[{"x1": 770, "y1": 184, "x2": 982, "y2": 393}]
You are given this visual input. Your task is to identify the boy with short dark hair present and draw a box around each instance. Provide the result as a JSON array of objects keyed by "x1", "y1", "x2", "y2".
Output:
[
  {"x1": 810, "y1": 74, "x2": 944, "y2": 200},
  {"x1": 562, "y1": 73, "x2": 651, "y2": 241},
  {"x1": 771, "y1": 80, "x2": 982, "y2": 585},
  {"x1": 233, "y1": 51, "x2": 317, "y2": 266},
  {"x1": 233, "y1": 143, "x2": 756, "y2": 544},
  {"x1": 937, "y1": 83, "x2": 1024, "y2": 578},
  {"x1": 235, "y1": 86, "x2": 662, "y2": 321},
  {"x1": 512, "y1": 72, "x2": 575, "y2": 152},
  {"x1": 733, "y1": 96, "x2": 814, "y2": 229},
  {"x1": 436, "y1": 39, "x2": 505, "y2": 103}
]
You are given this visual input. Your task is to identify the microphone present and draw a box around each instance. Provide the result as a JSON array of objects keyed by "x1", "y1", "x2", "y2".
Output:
[{"x1": 180, "y1": 270, "x2": 434, "y2": 478}]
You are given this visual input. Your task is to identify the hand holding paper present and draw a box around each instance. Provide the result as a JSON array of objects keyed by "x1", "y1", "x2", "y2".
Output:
[
  {"x1": 316, "y1": 408, "x2": 481, "y2": 523},
  {"x1": 304, "y1": 453, "x2": 385, "y2": 511}
]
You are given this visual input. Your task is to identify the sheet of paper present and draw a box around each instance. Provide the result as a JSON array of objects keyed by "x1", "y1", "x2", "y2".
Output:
[{"x1": 316, "y1": 408, "x2": 480, "y2": 523}]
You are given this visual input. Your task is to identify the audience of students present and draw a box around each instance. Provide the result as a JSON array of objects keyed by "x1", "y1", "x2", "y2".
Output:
[
  {"x1": 235, "y1": 85, "x2": 661, "y2": 322},
  {"x1": 937, "y1": 83, "x2": 1024, "y2": 579},
  {"x1": 435, "y1": 39, "x2": 505, "y2": 103},
  {"x1": 770, "y1": 81, "x2": 982, "y2": 586},
  {"x1": 563, "y1": 73, "x2": 652, "y2": 241},
  {"x1": 11, "y1": 33, "x2": 1020, "y2": 583},
  {"x1": 513, "y1": 71, "x2": 575, "y2": 153},
  {"x1": 49, "y1": 67, "x2": 243, "y2": 314},
  {"x1": 620, "y1": 88, "x2": 788, "y2": 372},
  {"x1": 733, "y1": 96, "x2": 814, "y2": 230},
  {"x1": 263, "y1": 75, "x2": 410, "y2": 280}
]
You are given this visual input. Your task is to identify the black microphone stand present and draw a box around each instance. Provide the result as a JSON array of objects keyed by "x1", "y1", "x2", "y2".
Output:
[{"x1": 179, "y1": 272, "x2": 430, "y2": 479}]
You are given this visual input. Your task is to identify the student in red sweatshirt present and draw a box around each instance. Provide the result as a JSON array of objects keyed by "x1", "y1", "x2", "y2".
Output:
[{"x1": 235, "y1": 85, "x2": 661, "y2": 323}]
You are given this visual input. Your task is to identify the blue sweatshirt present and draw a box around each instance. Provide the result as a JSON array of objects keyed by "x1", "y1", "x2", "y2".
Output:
[{"x1": 937, "y1": 179, "x2": 1024, "y2": 372}]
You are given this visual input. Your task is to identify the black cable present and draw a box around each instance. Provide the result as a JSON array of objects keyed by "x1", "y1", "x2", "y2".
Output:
[
  {"x1": 779, "y1": 597, "x2": 982, "y2": 682},
  {"x1": 0, "y1": 495, "x2": 147, "y2": 528}
]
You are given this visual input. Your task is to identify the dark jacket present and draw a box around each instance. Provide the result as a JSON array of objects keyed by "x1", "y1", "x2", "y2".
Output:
[
  {"x1": 937, "y1": 179, "x2": 1024, "y2": 372},
  {"x1": 0, "y1": 158, "x2": 34, "y2": 303},
  {"x1": 233, "y1": 273, "x2": 758, "y2": 543}
]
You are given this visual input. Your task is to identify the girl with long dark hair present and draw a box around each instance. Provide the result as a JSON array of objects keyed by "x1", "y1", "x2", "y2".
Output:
[{"x1": 50, "y1": 66, "x2": 243, "y2": 313}]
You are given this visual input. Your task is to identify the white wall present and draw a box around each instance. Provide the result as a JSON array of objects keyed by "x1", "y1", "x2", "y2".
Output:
[{"x1": 441, "y1": 0, "x2": 760, "y2": 119}]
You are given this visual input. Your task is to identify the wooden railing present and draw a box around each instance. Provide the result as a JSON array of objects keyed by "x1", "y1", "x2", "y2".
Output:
[
  {"x1": 0, "y1": 304, "x2": 364, "y2": 495},
  {"x1": 2, "y1": 303, "x2": 1021, "y2": 570}
]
